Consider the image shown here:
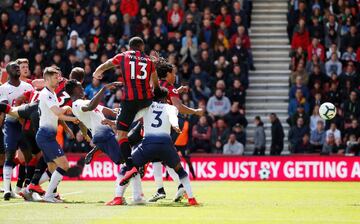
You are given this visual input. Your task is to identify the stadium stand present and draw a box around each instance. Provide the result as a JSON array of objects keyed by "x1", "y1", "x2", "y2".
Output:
[{"x1": 287, "y1": 0, "x2": 360, "y2": 155}]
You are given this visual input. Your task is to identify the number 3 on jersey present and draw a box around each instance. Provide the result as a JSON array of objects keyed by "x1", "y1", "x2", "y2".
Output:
[
  {"x1": 129, "y1": 61, "x2": 147, "y2": 80},
  {"x1": 151, "y1": 111, "x2": 162, "y2": 128}
]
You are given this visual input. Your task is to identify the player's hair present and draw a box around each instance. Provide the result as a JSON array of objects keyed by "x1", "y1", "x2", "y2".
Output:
[
  {"x1": 65, "y1": 79, "x2": 81, "y2": 96},
  {"x1": 5, "y1": 61, "x2": 18, "y2": 74},
  {"x1": 153, "y1": 87, "x2": 168, "y2": 102},
  {"x1": 15, "y1": 58, "x2": 29, "y2": 65},
  {"x1": 129, "y1": 36, "x2": 144, "y2": 51},
  {"x1": 43, "y1": 66, "x2": 59, "y2": 79},
  {"x1": 156, "y1": 57, "x2": 173, "y2": 79},
  {"x1": 69, "y1": 67, "x2": 85, "y2": 83}
]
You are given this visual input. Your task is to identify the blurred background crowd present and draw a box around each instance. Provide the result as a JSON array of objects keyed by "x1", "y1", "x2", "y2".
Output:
[{"x1": 287, "y1": 0, "x2": 360, "y2": 155}]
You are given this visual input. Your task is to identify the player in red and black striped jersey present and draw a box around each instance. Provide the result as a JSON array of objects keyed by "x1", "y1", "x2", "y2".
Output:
[{"x1": 93, "y1": 37, "x2": 160, "y2": 168}]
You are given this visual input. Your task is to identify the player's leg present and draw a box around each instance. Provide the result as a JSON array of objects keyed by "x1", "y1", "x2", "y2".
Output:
[
  {"x1": 165, "y1": 165, "x2": 187, "y2": 202},
  {"x1": 173, "y1": 163, "x2": 198, "y2": 206},
  {"x1": 43, "y1": 156, "x2": 68, "y2": 202},
  {"x1": 36, "y1": 128, "x2": 67, "y2": 203},
  {"x1": 106, "y1": 166, "x2": 129, "y2": 206},
  {"x1": 131, "y1": 174, "x2": 145, "y2": 204},
  {"x1": 117, "y1": 100, "x2": 151, "y2": 169},
  {"x1": 2, "y1": 121, "x2": 22, "y2": 200},
  {"x1": 164, "y1": 145, "x2": 198, "y2": 206},
  {"x1": 148, "y1": 162, "x2": 167, "y2": 202}
]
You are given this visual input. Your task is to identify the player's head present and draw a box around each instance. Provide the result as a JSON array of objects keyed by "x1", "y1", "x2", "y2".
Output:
[
  {"x1": 129, "y1": 36, "x2": 145, "y2": 51},
  {"x1": 65, "y1": 79, "x2": 84, "y2": 100},
  {"x1": 153, "y1": 87, "x2": 168, "y2": 103},
  {"x1": 156, "y1": 58, "x2": 175, "y2": 84},
  {"x1": 69, "y1": 67, "x2": 85, "y2": 84},
  {"x1": 6, "y1": 61, "x2": 20, "y2": 80},
  {"x1": 43, "y1": 66, "x2": 61, "y2": 89},
  {"x1": 15, "y1": 58, "x2": 29, "y2": 78}
]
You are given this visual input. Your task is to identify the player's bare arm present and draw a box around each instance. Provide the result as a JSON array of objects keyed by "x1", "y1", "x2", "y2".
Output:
[
  {"x1": 151, "y1": 71, "x2": 160, "y2": 90},
  {"x1": 102, "y1": 107, "x2": 118, "y2": 118},
  {"x1": 93, "y1": 60, "x2": 116, "y2": 80},
  {"x1": 78, "y1": 121, "x2": 91, "y2": 142},
  {"x1": 59, "y1": 120, "x2": 75, "y2": 139},
  {"x1": 171, "y1": 96, "x2": 204, "y2": 116},
  {"x1": 82, "y1": 82, "x2": 122, "y2": 112},
  {"x1": 50, "y1": 106, "x2": 79, "y2": 123}
]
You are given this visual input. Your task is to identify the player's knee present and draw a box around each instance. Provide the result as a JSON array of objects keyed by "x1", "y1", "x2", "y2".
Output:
[{"x1": 175, "y1": 167, "x2": 188, "y2": 179}]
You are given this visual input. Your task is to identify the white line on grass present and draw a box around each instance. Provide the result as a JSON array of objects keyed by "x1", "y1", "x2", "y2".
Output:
[{"x1": 0, "y1": 190, "x2": 83, "y2": 207}]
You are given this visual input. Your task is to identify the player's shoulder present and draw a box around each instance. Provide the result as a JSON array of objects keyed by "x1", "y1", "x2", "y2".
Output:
[
  {"x1": 20, "y1": 80, "x2": 33, "y2": 88},
  {"x1": 73, "y1": 99, "x2": 88, "y2": 107},
  {"x1": 165, "y1": 103, "x2": 178, "y2": 113}
]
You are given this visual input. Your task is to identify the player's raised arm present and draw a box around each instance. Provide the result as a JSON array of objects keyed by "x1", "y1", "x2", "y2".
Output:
[
  {"x1": 93, "y1": 59, "x2": 116, "y2": 80},
  {"x1": 81, "y1": 82, "x2": 122, "y2": 112}
]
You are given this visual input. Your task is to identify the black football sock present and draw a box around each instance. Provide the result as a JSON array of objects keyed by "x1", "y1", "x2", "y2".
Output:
[
  {"x1": 31, "y1": 157, "x2": 47, "y2": 185},
  {"x1": 157, "y1": 187, "x2": 165, "y2": 194},
  {"x1": 16, "y1": 165, "x2": 26, "y2": 188},
  {"x1": 24, "y1": 165, "x2": 36, "y2": 186}
]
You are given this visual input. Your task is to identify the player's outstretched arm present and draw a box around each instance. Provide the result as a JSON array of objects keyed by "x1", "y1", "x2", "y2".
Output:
[
  {"x1": 82, "y1": 82, "x2": 122, "y2": 112},
  {"x1": 93, "y1": 60, "x2": 115, "y2": 80},
  {"x1": 171, "y1": 96, "x2": 204, "y2": 116},
  {"x1": 50, "y1": 106, "x2": 79, "y2": 123}
]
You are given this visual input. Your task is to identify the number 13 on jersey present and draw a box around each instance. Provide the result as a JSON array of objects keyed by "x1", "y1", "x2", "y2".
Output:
[{"x1": 129, "y1": 61, "x2": 147, "y2": 80}]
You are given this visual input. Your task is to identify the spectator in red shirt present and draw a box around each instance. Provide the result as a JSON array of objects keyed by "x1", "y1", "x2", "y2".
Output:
[
  {"x1": 120, "y1": 0, "x2": 139, "y2": 18},
  {"x1": 230, "y1": 26, "x2": 251, "y2": 49},
  {"x1": 215, "y1": 5, "x2": 232, "y2": 28},
  {"x1": 167, "y1": 2, "x2": 184, "y2": 31},
  {"x1": 291, "y1": 25, "x2": 310, "y2": 50},
  {"x1": 307, "y1": 38, "x2": 325, "y2": 62}
]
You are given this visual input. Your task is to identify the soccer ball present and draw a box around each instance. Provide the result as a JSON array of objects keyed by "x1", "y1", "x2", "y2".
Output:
[
  {"x1": 258, "y1": 167, "x2": 271, "y2": 180},
  {"x1": 319, "y1": 102, "x2": 336, "y2": 120}
]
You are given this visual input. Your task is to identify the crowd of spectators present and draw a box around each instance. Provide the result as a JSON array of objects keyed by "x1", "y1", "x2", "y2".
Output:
[
  {"x1": 0, "y1": 0, "x2": 254, "y2": 154},
  {"x1": 287, "y1": 0, "x2": 360, "y2": 155}
]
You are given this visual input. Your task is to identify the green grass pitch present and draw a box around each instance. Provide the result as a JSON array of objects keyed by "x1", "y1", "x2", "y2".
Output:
[{"x1": 1, "y1": 181, "x2": 360, "y2": 224}]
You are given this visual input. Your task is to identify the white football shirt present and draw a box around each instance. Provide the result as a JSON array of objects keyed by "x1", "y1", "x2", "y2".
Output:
[
  {"x1": 38, "y1": 87, "x2": 60, "y2": 131},
  {"x1": 72, "y1": 99, "x2": 106, "y2": 136},
  {"x1": 0, "y1": 81, "x2": 33, "y2": 121},
  {"x1": 135, "y1": 102, "x2": 179, "y2": 137}
]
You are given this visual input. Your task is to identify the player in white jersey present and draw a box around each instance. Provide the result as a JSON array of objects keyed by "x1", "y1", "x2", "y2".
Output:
[
  {"x1": 120, "y1": 87, "x2": 199, "y2": 206},
  {"x1": 65, "y1": 79, "x2": 145, "y2": 205},
  {"x1": 36, "y1": 67, "x2": 79, "y2": 203},
  {"x1": 0, "y1": 61, "x2": 33, "y2": 200}
]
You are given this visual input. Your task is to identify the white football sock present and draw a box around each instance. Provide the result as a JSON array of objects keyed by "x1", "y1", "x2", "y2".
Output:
[
  {"x1": 166, "y1": 166, "x2": 180, "y2": 185},
  {"x1": 180, "y1": 175, "x2": 193, "y2": 198},
  {"x1": 131, "y1": 174, "x2": 143, "y2": 201},
  {"x1": 3, "y1": 165, "x2": 12, "y2": 192},
  {"x1": 152, "y1": 162, "x2": 164, "y2": 189},
  {"x1": 44, "y1": 170, "x2": 63, "y2": 198},
  {"x1": 39, "y1": 172, "x2": 50, "y2": 185},
  {"x1": 115, "y1": 173, "x2": 128, "y2": 197}
]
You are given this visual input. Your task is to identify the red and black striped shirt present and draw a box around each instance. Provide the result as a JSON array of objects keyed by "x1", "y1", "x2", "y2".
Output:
[{"x1": 111, "y1": 50, "x2": 154, "y2": 101}]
